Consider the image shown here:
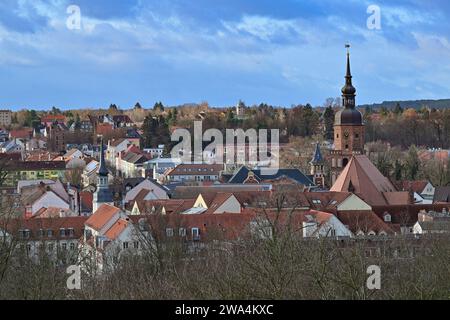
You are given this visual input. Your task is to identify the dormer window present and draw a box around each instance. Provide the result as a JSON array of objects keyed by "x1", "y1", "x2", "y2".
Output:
[{"x1": 383, "y1": 213, "x2": 392, "y2": 222}]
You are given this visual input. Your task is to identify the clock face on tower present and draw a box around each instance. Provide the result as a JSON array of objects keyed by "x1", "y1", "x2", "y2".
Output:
[{"x1": 344, "y1": 131, "x2": 349, "y2": 139}]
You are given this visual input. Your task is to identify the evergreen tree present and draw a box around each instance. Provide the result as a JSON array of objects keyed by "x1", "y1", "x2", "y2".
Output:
[
  {"x1": 153, "y1": 102, "x2": 165, "y2": 112},
  {"x1": 394, "y1": 159, "x2": 403, "y2": 181},
  {"x1": 323, "y1": 106, "x2": 335, "y2": 140},
  {"x1": 393, "y1": 103, "x2": 403, "y2": 115},
  {"x1": 405, "y1": 145, "x2": 420, "y2": 180}
]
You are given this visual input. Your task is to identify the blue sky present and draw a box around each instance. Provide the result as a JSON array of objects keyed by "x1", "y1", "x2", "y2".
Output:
[{"x1": 0, "y1": 0, "x2": 449, "y2": 110}]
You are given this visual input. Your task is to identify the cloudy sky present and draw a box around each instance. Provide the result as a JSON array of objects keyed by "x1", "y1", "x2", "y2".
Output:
[{"x1": 0, "y1": 0, "x2": 449, "y2": 110}]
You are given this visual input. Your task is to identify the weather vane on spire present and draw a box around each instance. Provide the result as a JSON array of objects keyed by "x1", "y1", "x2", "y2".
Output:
[{"x1": 345, "y1": 43, "x2": 351, "y2": 54}]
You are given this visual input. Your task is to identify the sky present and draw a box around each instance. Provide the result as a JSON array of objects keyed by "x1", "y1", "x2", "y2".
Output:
[{"x1": 0, "y1": 0, "x2": 450, "y2": 110}]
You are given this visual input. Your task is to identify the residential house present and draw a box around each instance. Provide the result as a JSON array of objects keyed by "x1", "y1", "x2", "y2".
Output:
[
  {"x1": 0, "y1": 216, "x2": 87, "y2": 264},
  {"x1": 9, "y1": 128, "x2": 33, "y2": 140},
  {"x1": 0, "y1": 110, "x2": 12, "y2": 127},
  {"x1": 165, "y1": 164, "x2": 224, "y2": 183},
  {"x1": 124, "y1": 178, "x2": 169, "y2": 204},
  {"x1": 2, "y1": 161, "x2": 66, "y2": 186},
  {"x1": 227, "y1": 165, "x2": 314, "y2": 187},
  {"x1": 143, "y1": 157, "x2": 181, "y2": 182},
  {"x1": 106, "y1": 138, "x2": 130, "y2": 169},
  {"x1": 400, "y1": 180, "x2": 435, "y2": 204},
  {"x1": 113, "y1": 115, "x2": 134, "y2": 128},
  {"x1": 41, "y1": 115, "x2": 66, "y2": 127},
  {"x1": 81, "y1": 204, "x2": 142, "y2": 272},
  {"x1": 413, "y1": 209, "x2": 450, "y2": 235}
]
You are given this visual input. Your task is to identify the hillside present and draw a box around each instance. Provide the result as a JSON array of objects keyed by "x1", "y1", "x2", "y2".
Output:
[{"x1": 359, "y1": 99, "x2": 450, "y2": 110}]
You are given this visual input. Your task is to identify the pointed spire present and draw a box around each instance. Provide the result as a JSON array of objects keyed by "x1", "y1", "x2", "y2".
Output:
[
  {"x1": 310, "y1": 142, "x2": 324, "y2": 164},
  {"x1": 341, "y1": 44, "x2": 356, "y2": 109},
  {"x1": 346, "y1": 45, "x2": 352, "y2": 80},
  {"x1": 98, "y1": 138, "x2": 108, "y2": 176}
]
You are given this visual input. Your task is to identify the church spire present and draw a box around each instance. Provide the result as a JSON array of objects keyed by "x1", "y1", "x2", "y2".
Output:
[
  {"x1": 341, "y1": 44, "x2": 356, "y2": 109},
  {"x1": 98, "y1": 138, "x2": 108, "y2": 177},
  {"x1": 310, "y1": 142, "x2": 323, "y2": 165}
]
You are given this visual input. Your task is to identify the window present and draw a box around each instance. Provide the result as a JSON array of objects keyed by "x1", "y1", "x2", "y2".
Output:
[
  {"x1": 134, "y1": 241, "x2": 139, "y2": 249},
  {"x1": 67, "y1": 228, "x2": 75, "y2": 237},
  {"x1": 61, "y1": 243, "x2": 67, "y2": 250},
  {"x1": 312, "y1": 199, "x2": 321, "y2": 205},
  {"x1": 38, "y1": 229, "x2": 44, "y2": 237},
  {"x1": 123, "y1": 242, "x2": 129, "y2": 249},
  {"x1": 70, "y1": 243, "x2": 75, "y2": 250},
  {"x1": 19, "y1": 229, "x2": 31, "y2": 239},
  {"x1": 166, "y1": 228, "x2": 174, "y2": 237},
  {"x1": 48, "y1": 243, "x2": 54, "y2": 251},
  {"x1": 192, "y1": 228, "x2": 200, "y2": 240},
  {"x1": 59, "y1": 229, "x2": 66, "y2": 237},
  {"x1": 26, "y1": 244, "x2": 31, "y2": 253},
  {"x1": 355, "y1": 133, "x2": 359, "y2": 138},
  {"x1": 179, "y1": 228, "x2": 186, "y2": 237},
  {"x1": 47, "y1": 229, "x2": 53, "y2": 237},
  {"x1": 384, "y1": 213, "x2": 391, "y2": 222}
]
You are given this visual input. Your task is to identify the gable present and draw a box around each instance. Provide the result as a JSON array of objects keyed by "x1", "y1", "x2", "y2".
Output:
[
  {"x1": 337, "y1": 194, "x2": 372, "y2": 211},
  {"x1": 194, "y1": 194, "x2": 208, "y2": 208},
  {"x1": 214, "y1": 195, "x2": 241, "y2": 214}
]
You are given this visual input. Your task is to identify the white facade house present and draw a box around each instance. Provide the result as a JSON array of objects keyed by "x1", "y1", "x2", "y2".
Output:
[
  {"x1": 302, "y1": 212, "x2": 353, "y2": 238},
  {"x1": 106, "y1": 139, "x2": 131, "y2": 170},
  {"x1": 81, "y1": 204, "x2": 145, "y2": 272},
  {"x1": 124, "y1": 179, "x2": 169, "y2": 203}
]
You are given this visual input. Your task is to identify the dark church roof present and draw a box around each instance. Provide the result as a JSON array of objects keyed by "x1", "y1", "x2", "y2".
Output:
[
  {"x1": 228, "y1": 166, "x2": 314, "y2": 186},
  {"x1": 335, "y1": 108, "x2": 363, "y2": 125},
  {"x1": 335, "y1": 46, "x2": 363, "y2": 126},
  {"x1": 310, "y1": 143, "x2": 324, "y2": 164}
]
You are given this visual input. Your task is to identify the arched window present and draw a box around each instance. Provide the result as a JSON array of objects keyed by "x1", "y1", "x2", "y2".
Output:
[{"x1": 383, "y1": 213, "x2": 391, "y2": 222}]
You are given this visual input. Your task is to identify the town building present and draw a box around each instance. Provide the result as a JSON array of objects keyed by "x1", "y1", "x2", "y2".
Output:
[
  {"x1": 165, "y1": 164, "x2": 224, "y2": 183},
  {"x1": 330, "y1": 47, "x2": 365, "y2": 185},
  {"x1": 0, "y1": 110, "x2": 12, "y2": 127},
  {"x1": 2, "y1": 161, "x2": 66, "y2": 187}
]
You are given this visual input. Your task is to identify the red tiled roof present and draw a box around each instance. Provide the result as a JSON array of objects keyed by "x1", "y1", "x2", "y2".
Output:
[
  {"x1": 104, "y1": 219, "x2": 129, "y2": 240},
  {"x1": 2, "y1": 216, "x2": 87, "y2": 240},
  {"x1": 400, "y1": 180, "x2": 429, "y2": 193},
  {"x1": 331, "y1": 155, "x2": 407, "y2": 206},
  {"x1": 9, "y1": 128, "x2": 33, "y2": 139},
  {"x1": 85, "y1": 204, "x2": 120, "y2": 231},
  {"x1": 337, "y1": 210, "x2": 395, "y2": 235},
  {"x1": 96, "y1": 123, "x2": 114, "y2": 135},
  {"x1": 41, "y1": 115, "x2": 66, "y2": 123}
]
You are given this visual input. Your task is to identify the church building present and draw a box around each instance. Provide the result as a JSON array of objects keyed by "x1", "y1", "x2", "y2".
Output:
[{"x1": 330, "y1": 46, "x2": 365, "y2": 185}]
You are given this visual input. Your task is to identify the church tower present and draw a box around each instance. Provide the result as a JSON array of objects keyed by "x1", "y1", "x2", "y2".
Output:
[
  {"x1": 310, "y1": 142, "x2": 325, "y2": 188},
  {"x1": 92, "y1": 139, "x2": 113, "y2": 212},
  {"x1": 330, "y1": 45, "x2": 365, "y2": 185}
]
